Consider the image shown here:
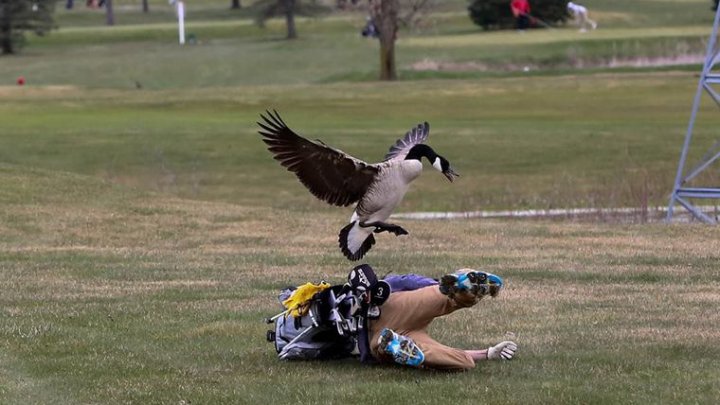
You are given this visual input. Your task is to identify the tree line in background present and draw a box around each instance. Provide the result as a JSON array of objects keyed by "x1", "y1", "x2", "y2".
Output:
[
  {"x1": 250, "y1": 0, "x2": 433, "y2": 80},
  {"x1": 0, "y1": 0, "x2": 426, "y2": 81},
  {"x1": 0, "y1": 0, "x2": 569, "y2": 78},
  {"x1": 2, "y1": 0, "x2": 244, "y2": 55},
  {"x1": 13, "y1": 0, "x2": 714, "y2": 80}
]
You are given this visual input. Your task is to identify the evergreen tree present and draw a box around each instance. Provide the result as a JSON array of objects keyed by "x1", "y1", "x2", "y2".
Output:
[
  {"x1": 0, "y1": 0, "x2": 57, "y2": 55},
  {"x1": 531, "y1": 0, "x2": 567, "y2": 25}
]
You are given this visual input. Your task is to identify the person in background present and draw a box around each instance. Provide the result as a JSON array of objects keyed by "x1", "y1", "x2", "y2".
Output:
[
  {"x1": 510, "y1": 0, "x2": 532, "y2": 30},
  {"x1": 361, "y1": 16, "x2": 379, "y2": 38},
  {"x1": 567, "y1": 2, "x2": 597, "y2": 32}
]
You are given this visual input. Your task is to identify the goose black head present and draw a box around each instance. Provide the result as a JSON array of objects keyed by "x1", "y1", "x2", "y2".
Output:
[{"x1": 405, "y1": 144, "x2": 460, "y2": 182}]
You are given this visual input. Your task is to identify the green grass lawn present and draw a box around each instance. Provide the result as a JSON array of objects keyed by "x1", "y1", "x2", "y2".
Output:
[
  {"x1": 3, "y1": 72, "x2": 720, "y2": 212},
  {"x1": 1, "y1": 165, "x2": 719, "y2": 404},
  {"x1": 2, "y1": 0, "x2": 720, "y2": 403}
]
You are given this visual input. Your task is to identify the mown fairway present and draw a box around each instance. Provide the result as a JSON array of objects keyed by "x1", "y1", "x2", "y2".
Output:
[
  {"x1": 2, "y1": 0, "x2": 720, "y2": 403},
  {"x1": 2, "y1": 165, "x2": 720, "y2": 404}
]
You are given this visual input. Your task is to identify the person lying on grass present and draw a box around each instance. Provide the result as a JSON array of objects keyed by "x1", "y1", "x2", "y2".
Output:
[
  {"x1": 271, "y1": 264, "x2": 518, "y2": 371},
  {"x1": 368, "y1": 267, "x2": 517, "y2": 370}
]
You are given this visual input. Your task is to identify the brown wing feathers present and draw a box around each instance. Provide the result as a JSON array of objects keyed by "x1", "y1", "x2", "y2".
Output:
[{"x1": 258, "y1": 110, "x2": 378, "y2": 207}]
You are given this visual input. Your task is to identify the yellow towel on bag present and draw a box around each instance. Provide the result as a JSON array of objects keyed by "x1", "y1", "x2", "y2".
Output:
[{"x1": 282, "y1": 282, "x2": 331, "y2": 317}]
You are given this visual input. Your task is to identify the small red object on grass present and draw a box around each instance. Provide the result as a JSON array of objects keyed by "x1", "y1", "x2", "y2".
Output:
[{"x1": 17, "y1": 76, "x2": 25, "y2": 86}]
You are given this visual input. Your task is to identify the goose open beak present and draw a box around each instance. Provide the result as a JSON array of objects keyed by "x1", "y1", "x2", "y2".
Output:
[{"x1": 443, "y1": 168, "x2": 459, "y2": 182}]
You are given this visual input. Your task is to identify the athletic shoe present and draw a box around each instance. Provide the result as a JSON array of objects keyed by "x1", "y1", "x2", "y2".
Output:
[
  {"x1": 439, "y1": 270, "x2": 503, "y2": 298},
  {"x1": 378, "y1": 328, "x2": 424, "y2": 367}
]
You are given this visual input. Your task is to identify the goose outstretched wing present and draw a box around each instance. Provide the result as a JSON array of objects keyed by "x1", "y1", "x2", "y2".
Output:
[
  {"x1": 383, "y1": 122, "x2": 430, "y2": 161},
  {"x1": 258, "y1": 110, "x2": 379, "y2": 207}
]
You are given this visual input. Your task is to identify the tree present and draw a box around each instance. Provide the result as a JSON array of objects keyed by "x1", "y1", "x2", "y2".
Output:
[
  {"x1": 531, "y1": 0, "x2": 567, "y2": 26},
  {"x1": 397, "y1": 0, "x2": 436, "y2": 30},
  {"x1": 368, "y1": 0, "x2": 399, "y2": 80},
  {"x1": 0, "y1": 0, "x2": 57, "y2": 55},
  {"x1": 105, "y1": 0, "x2": 114, "y2": 25},
  {"x1": 250, "y1": 0, "x2": 329, "y2": 39},
  {"x1": 365, "y1": 0, "x2": 435, "y2": 81},
  {"x1": 468, "y1": 0, "x2": 513, "y2": 29},
  {"x1": 142, "y1": 0, "x2": 149, "y2": 13},
  {"x1": 283, "y1": 0, "x2": 296, "y2": 39},
  {"x1": 231, "y1": 0, "x2": 242, "y2": 9}
]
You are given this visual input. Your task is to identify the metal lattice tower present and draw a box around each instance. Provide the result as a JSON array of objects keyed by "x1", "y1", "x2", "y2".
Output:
[{"x1": 667, "y1": 6, "x2": 720, "y2": 223}]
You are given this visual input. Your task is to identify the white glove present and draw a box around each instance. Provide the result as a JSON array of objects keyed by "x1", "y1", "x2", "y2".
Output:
[{"x1": 487, "y1": 341, "x2": 517, "y2": 360}]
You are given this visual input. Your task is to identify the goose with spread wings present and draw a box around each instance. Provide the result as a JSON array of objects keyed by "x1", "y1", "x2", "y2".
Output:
[{"x1": 258, "y1": 110, "x2": 459, "y2": 261}]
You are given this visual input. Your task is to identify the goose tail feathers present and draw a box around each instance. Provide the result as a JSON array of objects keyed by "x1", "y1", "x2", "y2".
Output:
[{"x1": 339, "y1": 221, "x2": 375, "y2": 261}]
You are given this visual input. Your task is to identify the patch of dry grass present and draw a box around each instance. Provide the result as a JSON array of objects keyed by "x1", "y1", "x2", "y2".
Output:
[{"x1": 1, "y1": 164, "x2": 719, "y2": 403}]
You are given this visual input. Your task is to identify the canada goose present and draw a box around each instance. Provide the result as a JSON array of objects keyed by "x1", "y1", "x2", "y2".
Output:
[{"x1": 258, "y1": 110, "x2": 459, "y2": 261}]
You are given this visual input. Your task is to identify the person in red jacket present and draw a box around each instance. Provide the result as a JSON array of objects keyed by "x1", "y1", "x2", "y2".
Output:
[{"x1": 510, "y1": 0, "x2": 531, "y2": 30}]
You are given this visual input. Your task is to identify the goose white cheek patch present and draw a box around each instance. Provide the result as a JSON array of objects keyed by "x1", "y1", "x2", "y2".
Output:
[{"x1": 432, "y1": 157, "x2": 443, "y2": 172}]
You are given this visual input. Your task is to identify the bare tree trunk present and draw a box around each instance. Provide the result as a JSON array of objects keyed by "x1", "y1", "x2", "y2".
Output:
[
  {"x1": 231, "y1": 0, "x2": 242, "y2": 9},
  {"x1": 105, "y1": 0, "x2": 115, "y2": 26},
  {"x1": 1, "y1": 23, "x2": 13, "y2": 55},
  {"x1": 284, "y1": 0, "x2": 297, "y2": 39},
  {"x1": 371, "y1": 0, "x2": 398, "y2": 80},
  {"x1": 142, "y1": 0, "x2": 149, "y2": 13}
]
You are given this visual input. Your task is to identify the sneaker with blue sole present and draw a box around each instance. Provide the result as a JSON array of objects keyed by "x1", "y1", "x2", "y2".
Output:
[
  {"x1": 439, "y1": 270, "x2": 503, "y2": 299},
  {"x1": 378, "y1": 328, "x2": 425, "y2": 367}
]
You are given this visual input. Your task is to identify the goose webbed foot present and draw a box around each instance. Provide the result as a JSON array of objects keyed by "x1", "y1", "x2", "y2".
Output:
[
  {"x1": 382, "y1": 225, "x2": 409, "y2": 236},
  {"x1": 360, "y1": 221, "x2": 409, "y2": 236}
]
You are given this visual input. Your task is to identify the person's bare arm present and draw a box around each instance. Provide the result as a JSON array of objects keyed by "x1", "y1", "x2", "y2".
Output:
[{"x1": 465, "y1": 341, "x2": 517, "y2": 363}]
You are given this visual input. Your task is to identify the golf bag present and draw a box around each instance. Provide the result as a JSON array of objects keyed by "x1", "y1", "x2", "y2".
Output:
[
  {"x1": 265, "y1": 264, "x2": 391, "y2": 361},
  {"x1": 267, "y1": 285, "x2": 357, "y2": 360}
]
